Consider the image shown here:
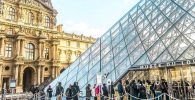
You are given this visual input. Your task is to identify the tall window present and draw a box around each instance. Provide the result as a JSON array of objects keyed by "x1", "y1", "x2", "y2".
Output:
[
  {"x1": 5, "y1": 44, "x2": 12, "y2": 57},
  {"x1": 8, "y1": 7, "x2": 15, "y2": 20},
  {"x1": 25, "y1": 43, "x2": 34, "y2": 60},
  {"x1": 45, "y1": 48, "x2": 49, "y2": 59},
  {"x1": 28, "y1": 12, "x2": 34, "y2": 24},
  {"x1": 45, "y1": 16, "x2": 50, "y2": 27}
]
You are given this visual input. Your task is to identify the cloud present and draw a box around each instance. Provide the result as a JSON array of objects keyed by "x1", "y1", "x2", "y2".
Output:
[{"x1": 62, "y1": 21, "x2": 105, "y2": 38}]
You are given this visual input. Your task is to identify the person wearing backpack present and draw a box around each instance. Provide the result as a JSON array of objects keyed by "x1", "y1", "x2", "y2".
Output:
[
  {"x1": 55, "y1": 82, "x2": 64, "y2": 100},
  {"x1": 131, "y1": 80, "x2": 138, "y2": 100},
  {"x1": 117, "y1": 80, "x2": 125, "y2": 100},
  {"x1": 125, "y1": 80, "x2": 131, "y2": 100},
  {"x1": 65, "y1": 85, "x2": 72, "y2": 100}
]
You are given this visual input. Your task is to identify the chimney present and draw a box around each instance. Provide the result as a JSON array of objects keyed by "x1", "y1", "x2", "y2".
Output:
[{"x1": 57, "y1": 24, "x2": 63, "y2": 32}]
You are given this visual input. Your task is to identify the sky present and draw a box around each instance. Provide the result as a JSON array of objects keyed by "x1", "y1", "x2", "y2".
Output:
[{"x1": 51, "y1": 0, "x2": 139, "y2": 38}]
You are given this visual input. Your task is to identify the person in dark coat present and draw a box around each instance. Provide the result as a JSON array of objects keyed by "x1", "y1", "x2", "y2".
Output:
[
  {"x1": 102, "y1": 83, "x2": 109, "y2": 100},
  {"x1": 47, "y1": 85, "x2": 53, "y2": 99},
  {"x1": 86, "y1": 84, "x2": 92, "y2": 100},
  {"x1": 55, "y1": 82, "x2": 64, "y2": 99},
  {"x1": 161, "y1": 79, "x2": 169, "y2": 100},
  {"x1": 30, "y1": 85, "x2": 36, "y2": 95},
  {"x1": 118, "y1": 80, "x2": 125, "y2": 100},
  {"x1": 108, "y1": 82, "x2": 115, "y2": 99},
  {"x1": 66, "y1": 85, "x2": 72, "y2": 100},
  {"x1": 72, "y1": 82, "x2": 80, "y2": 100},
  {"x1": 131, "y1": 80, "x2": 138, "y2": 100},
  {"x1": 125, "y1": 80, "x2": 131, "y2": 100},
  {"x1": 139, "y1": 81, "x2": 147, "y2": 99}
]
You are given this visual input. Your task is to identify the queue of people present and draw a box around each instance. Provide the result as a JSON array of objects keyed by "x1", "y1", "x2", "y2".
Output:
[{"x1": 45, "y1": 79, "x2": 195, "y2": 100}]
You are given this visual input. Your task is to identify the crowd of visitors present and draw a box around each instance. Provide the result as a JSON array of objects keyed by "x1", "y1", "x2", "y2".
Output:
[{"x1": 43, "y1": 79, "x2": 195, "y2": 100}]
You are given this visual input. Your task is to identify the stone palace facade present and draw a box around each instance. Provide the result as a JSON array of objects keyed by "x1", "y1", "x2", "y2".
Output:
[{"x1": 0, "y1": 0, "x2": 95, "y2": 92}]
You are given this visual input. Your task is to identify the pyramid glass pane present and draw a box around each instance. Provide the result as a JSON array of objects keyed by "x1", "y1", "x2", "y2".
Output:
[{"x1": 46, "y1": 0, "x2": 195, "y2": 94}]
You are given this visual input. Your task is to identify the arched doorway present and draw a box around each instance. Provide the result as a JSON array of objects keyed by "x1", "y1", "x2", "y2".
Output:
[{"x1": 23, "y1": 67, "x2": 35, "y2": 92}]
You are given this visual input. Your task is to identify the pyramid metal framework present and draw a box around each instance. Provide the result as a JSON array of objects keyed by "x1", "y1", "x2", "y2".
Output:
[{"x1": 47, "y1": 0, "x2": 195, "y2": 93}]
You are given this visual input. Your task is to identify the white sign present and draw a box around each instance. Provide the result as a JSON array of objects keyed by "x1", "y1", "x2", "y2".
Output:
[
  {"x1": 107, "y1": 79, "x2": 111, "y2": 85},
  {"x1": 10, "y1": 80, "x2": 16, "y2": 88},
  {"x1": 96, "y1": 74, "x2": 102, "y2": 85}
]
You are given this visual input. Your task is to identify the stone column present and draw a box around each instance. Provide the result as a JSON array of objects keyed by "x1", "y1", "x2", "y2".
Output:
[
  {"x1": 0, "y1": 65, "x2": 2, "y2": 89},
  {"x1": 39, "y1": 42, "x2": 42, "y2": 59},
  {"x1": 52, "y1": 66, "x2": 55, "y2": 79},
  {"x1": 17, "y1": 40, "x2": 21, "y2": 56},
  {"x1": 41, "y1": 66, "x2": 44, "y2": 83},
  {"x1": 55, "y1": 44, "x2": 58, "y2": 60},
  {"x1": 19, "y1": 66, "x2": 23, "y2": 86},
  {"x1": 55, "y1": 67, "x2": 58, "y2": 78},
  {"x1": 15, "y1": 65, "x2": 19, "y2": 85},
  {"x1": 41, "y1": 42, "x2": 45, "y2": 58},
  {"x1": 0, "y1": 38, "x2": 5, "y2": 56},
  {"x1": 37, "y1": 66, "x2": 41, "y2": 84},
  {"x1": 53, "y1": 44, "x2": 56, "y2": 60},
  {"x1": 20, "y1": 39, "x2": 25, "y2": 57}
]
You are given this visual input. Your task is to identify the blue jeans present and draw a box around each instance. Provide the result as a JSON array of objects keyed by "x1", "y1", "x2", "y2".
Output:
[{"x1": 155, "y1": 91, "x2": 162, "y2": 100}]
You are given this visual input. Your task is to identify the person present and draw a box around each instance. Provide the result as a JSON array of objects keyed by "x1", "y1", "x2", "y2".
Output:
[
  {"x1": 130, "y1": 80, "x2": 138, "y2": 100},
  {"x1": 154, "y1": 81, "x2": 162, "y2": 100},
  {"x1": 161, "y1": 79, "x2": 169, "y2": 100},
  {"x1": 102, "y1": 83, "x2": 108, "y2": 99},
  {"x1": 192, "y1": 82, "x2": 195, "y2": 93},
  {"x1": 66, "y1": 85, "x2": 72, "y2": 100},
  {"x1": 118, "y1": 80, "x2": 125, "y2": 100},
  {"x1": 139, "y1": 81, "x2": 147, "y2": 99},
  {"x1": 47, "y1": 85, "x2": 53, "y2": 99},
  {"x1": 72, "y1": 82, "x2": 80, "y2": 100},
  {"x1": 95, "y1": 85, "x2": 101, "y2": 100},
  {"x1": 86, "y1": 84, "x2": 92, "y2": 100},
  {"x1": 55, "y1": 82, "x2": 64, "y2": 100},
  {"x1": 108, "y1": 82, "x2": 115, "y2": 99},
  {"x1": 30, "y1": 85, "x2": 36, "y2": 95},
  {"x1": 145, "y1": 80, "x2": 151, "y2": 99},
  {"x1": 34, "y1": 86, "x2": 39, "y2": 99},
  {"x1": 172, "y1": 81, "x2": 179, "y2": 98},
  {"x1": 125, "y1": 80, "x2": 131, "y2": 100},
  {"x1": 92, "y1": 84, "x2": 97, "y2": 100}
]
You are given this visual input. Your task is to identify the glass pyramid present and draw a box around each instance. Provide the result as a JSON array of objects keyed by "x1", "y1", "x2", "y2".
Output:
[{"x1": 46, "y1": 0, "x2": 195, "y2": 93}]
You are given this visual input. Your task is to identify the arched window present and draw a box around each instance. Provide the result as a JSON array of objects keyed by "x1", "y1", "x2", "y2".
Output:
[
  {"x1": 45, "y1": 16, "x2": 50, "y2": 27},
  {"x1": 25, "y1": 43, "x2": 35, "y2": 60},
  {"x1": 28, "y1": 12, "x2": 34, "y2": 24},
  {"x1": 8, "y1": 7, "x2": 15, "y2": 20},
  {"x1": 5, "y1": 44, "x2": 12, "y2": 57}
]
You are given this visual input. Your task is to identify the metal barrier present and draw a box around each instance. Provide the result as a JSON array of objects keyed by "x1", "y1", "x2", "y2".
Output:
[
  {"x1": 1, "y1": 91, "x2": 195, "y2": 100},
  {"x1": 28, "y1": 93, "x2": 195, "y2": 100}
]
